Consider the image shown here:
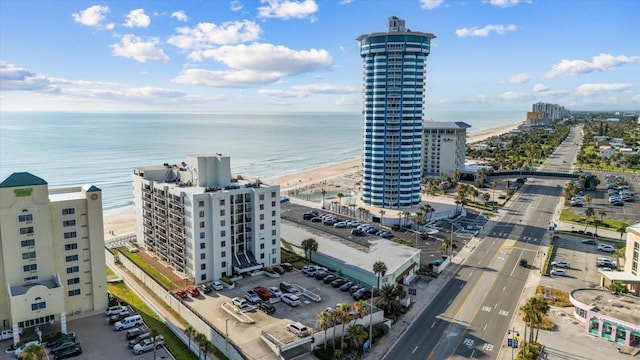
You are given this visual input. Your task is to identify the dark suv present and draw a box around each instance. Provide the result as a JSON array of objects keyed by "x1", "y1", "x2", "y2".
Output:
[
  {"x1": 280, "y1": 282, "x2": 296, "y2": 293},
  {"x1": 258, "y1": 302, "x2": 276, "y2": 315}
]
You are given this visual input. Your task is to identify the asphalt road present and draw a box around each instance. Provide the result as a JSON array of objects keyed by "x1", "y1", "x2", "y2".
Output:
[{"x1": 384, "y1": 125, "x2": 583, "y2": 360}]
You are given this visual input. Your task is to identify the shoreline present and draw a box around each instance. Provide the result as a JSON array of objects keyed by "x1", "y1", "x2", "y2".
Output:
[{"x1": 103, "y1": 121, "x2": 522, "y2": 235}]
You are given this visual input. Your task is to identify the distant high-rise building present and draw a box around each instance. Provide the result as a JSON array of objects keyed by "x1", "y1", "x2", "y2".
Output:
[
  {"x1": 0, "y1": 173, "x2": 107, "y2": 344},
  {"x1": 132, "y1": 154, "x2": 281, "y2": 284},
  {"x1": 531, "y1": 102, "x2": 567, "y2": 125},
  {"x1": 357, "y1": 16, "x2": 436, "y2": 208},
  {"x1": 422, "y1": 121, "x2": 471, "y2": 178}
]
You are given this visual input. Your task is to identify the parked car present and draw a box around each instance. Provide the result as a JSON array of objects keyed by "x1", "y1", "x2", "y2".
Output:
[
  {"x1": 279, "y1": 282, "x2": 296, "y2": 293},
  {"x1": 351, "y1": 229, "x2": 366, "y2": 236},
  {"x1": 245, "y1": 290, "x2": 262, "y2": 304},
  {"x1": 129, "y1": 333, "x2": 150, "y2": 348},
  {"x1": 352, "y1": 288, "x2": 372, "y2": 300},
  {"x1": 323, "y1": 274, "x2": 337, "y2": 284},
  {"x1": 310, "y1": 217, "x2": 322, "y2": 223},
  {"x1": 280, "y1": 263, "x2": 293, "y2": 271},
  {"x1": 349, "y1": 285, "x2": 361, "y2": 293},
  {"x1": 272, "y1": 265, "x2": 286, "y2": 274},
  {"x1": 550, "y1": 269, "x2": 566, "y2": 276},
  {"x1": 126, "y1": 327, "x2": 147, "y2": 340},
  {"x1": 109, "y1": 309, "x2": 132, "y2": 324},
  {"x1": 598, "y1": 243, "x2": 616, "y2": 252},
  {"x1": 133, "y1": 336, "x2": 165, "y2": 355},
  {"x1": 287, "y1": 322, "x2": 309, "y2": 337},
  {"x1": 331, "y1": 278, "x2": 348, "y2": 288},
  {"x1": 550, "y1": 260, "x2": 570, "y2": 268},
  {"x1": 254, "y1": 286, "x2": 274, "y2": 301},
  {"x1": 282, "y1": 293, "x2": 301, "y2": 307},
  {"x1": 212, "y1": 281, "x2": 224, "y2": 291},
  {"x1": 46, "y1": 333, "x2": 76, "y2": 348},
  {"x1": 519, "y1": 259, "x2": 528, "y2": 267},
  {"x1": 187, "y1": 287, "x2": 201, "y2": 297},
  {"x1": 53, "y1": 344, "x2": 82, "y2": 360},
  {"x1": 258, "y1": 302, "x2": 276, "y2": 314},
  {"x1": 232, "y1": 297, "x2": 250, "y2": 309},
  {"x1": 379, "y1": 231, "x2": 394, "y2": 239},
  {"x1": 314, "y1": 271, "x2": 329, "y2": 280},
  {"x1": 198, "y1": 284, "x2": 212, "y2": 294},
  {"x1": 105, "y1": 305, "x2": 126, "y2": 316},
  {"x1": 268, "y1": 286, "x2": 283, "y2": 298},
  {"x1": 0, "y1": 329, "x2": 13, "y2": 341},
  {"x1": 340, "y1": 281, "x2": 354, "y2": 291},
  {"x1": 581, "y1": 239, "x2": 596, "y2": 245},
  {"x1": 51, "y1": 341, "x2": 78, "y2": 355},
  {"x1": 174, "y1": 290, "x2": 188, "y2": 299}
]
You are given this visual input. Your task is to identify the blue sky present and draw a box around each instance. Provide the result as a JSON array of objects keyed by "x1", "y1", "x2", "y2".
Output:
[{"x1": 1, "y1": 0, "x2": 638, "y2": 113}]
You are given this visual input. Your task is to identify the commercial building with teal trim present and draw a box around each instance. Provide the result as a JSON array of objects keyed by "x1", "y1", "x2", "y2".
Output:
[{"x1": 357, "y1": 16, "x2": 435, "y2": 208}]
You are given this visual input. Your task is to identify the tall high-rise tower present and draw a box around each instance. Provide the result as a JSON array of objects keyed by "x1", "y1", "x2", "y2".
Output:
[{"x1": 357, "y1": 16, "x2": 436, "y2": 208}]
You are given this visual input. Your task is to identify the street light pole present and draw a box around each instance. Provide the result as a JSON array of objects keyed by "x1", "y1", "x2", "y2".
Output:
[
  {"x1": 369, "y1": 286, "x2": 375, "y2": 351},
  {"x1": 225, "y1": 318, "x2": 230, "y2": 355}
]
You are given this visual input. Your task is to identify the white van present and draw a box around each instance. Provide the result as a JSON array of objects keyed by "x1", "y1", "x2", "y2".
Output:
[
  {"x1": 287, "y1": 322, "x2": 309, "y2": 337},
  {"x1": 0, "y1": 328, "x2": 13, "y2": 341},
  {"x1": 114, "y1": 315, "x2": 143, "y2": 331}
]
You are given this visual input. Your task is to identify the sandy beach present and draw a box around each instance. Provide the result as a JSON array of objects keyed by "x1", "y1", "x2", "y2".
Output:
[{"x1": 103, "y1": 121, "x2": 521, "y2": 237}]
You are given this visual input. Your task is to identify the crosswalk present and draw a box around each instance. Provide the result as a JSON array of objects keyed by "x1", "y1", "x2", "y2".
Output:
[{"x1": 488, "y1": 232, "x2": 541, "y2": 242}]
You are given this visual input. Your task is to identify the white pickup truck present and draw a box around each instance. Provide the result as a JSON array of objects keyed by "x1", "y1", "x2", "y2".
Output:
[{"x1": 0, "y1": 329, "x2": 13, "y2": 341}]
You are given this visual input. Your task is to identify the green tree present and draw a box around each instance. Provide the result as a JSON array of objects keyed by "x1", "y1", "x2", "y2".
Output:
[
  {"x1": 347, "y1": 324, "x2": 369, "y2": 358},
  {"x1": 610, "y1": 280, "x2": 627, "y2": 293},
  {"x1": 373, "y1": 261, "x2": 387, "y2": 289},
  {"x1": 184, "y1": 325, "x2": 196, "y2": 353},
  {"x1": 321, "y1": 189, "x2": 327, "y2": 209},
  {"x1": 337, "y1": 192, "x2": 344, "y2": 213},
  {"x1": 194, "y1": 332, "x2": 207, "y2": 360},
  {"x1": 352, "y1": 300, "x2": 370, "y2": 326},
  {"x1": 376, "y1": 283, "x2": 404, "y2": 320},
  {"x1": 584, "y1": 207, "x2": 595, "y2": 232},
  {"x1": 337, "y1": 303, "x2": 353, "y2": 349},
  {"x1": 316, "y1": 310, "x2": 332, "y2": 350},
  {"x1": 301, "y1": 238, "x2": 318, "y2": 262},
  {"x1": 19, "y1": 344, "x2": 46, "y2": 360}
]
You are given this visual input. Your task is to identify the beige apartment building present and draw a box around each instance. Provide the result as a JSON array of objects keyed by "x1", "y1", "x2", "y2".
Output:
[
  {"x1": 625, "y1": 223, "x2": 640, "y2": 294},
  {"x1": 0, "y1": 172, "x2": 108, "y2": 344}
]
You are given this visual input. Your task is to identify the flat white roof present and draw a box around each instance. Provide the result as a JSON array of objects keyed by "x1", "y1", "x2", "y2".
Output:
[
  {"x1": 600, "y1": 271, "x2": 640, "y2": 282},
  {"x1": 281, "y1": 220, "x2": 419, "y2": 275}
]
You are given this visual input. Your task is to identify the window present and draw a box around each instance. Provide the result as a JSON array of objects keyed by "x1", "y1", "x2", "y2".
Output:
[
  {"x1": 24, "y1": 276, "x2": 38, "y2": 282},
  {"x1": 271, "y1": 201, "x2": 276, "y2": 207},
  {"x1": 260, "y1": 244, "x2": 265, "y2": 249},
  {"x1": 63, "y1": 231, "x2": 77, "y2": 239},
  {"x1": 200, "y1": 253, "x2": 205, "y2": 260},
  {"x1": 200, "y1": 232, "x2": 205, "y2": 239},
  {"x1": 198, "y1": 200, "x2": 205, "y2": 207},
  {"x1": 272, "y1": 211, "x2": 276, "y2": 216},
  {"x1": 199, "y1": 221, "x2": 205, "y2": 228},
  {"x1": 64, "y1": 243, "x2": 78, "y2": 251},
  {"x1": 22, "y1": 251, "x2": 36, "y2": 260},
  {"x1": 67, "y1": 277, "x2": 80, "y2": 285},
  {"x1": 23, "y1": 264, "x2": 37, "y2": 272},
  {"x1": 221, "y1": 251, "x2": 226, "y2": 257},
  {"x1": 220, "y1": 209, "x2": 225, "y2": 216},
  {"x1": 272, "y1": 230, "x2": 277, "y2": 236},
  {"x1": 260, "y1": 204, "x2": 264, "y2": 210},
  {"x1": 260, "y1": 253, "x2": 265, "y2": 259},
  {"x1": 21, "y1": 239, "x2": 35, "y2": 247},
  {"x1": 220, "y1": 220, "x2": 226, "y2": 226},
  {"x1": 221, "y1": 241, "x2": 226, "y2": 247},
  {"x1": 272, "y1": 239, "x2": 276, "y2": 245},
  {"x1": 62, "y1": 208, "x2": 75, "y2": 215},
  {"x1": 66, "y1": 266, "x2": 79, "y2": 274},
  {"x1": 68, "y1": 289, "x2": 81, "y2": 296},
  {"x1": 260, "y1": 224, "x2": 264, "y2": 230},
  {"x1": 272, "y1": 249, "x2": 276, "y2": 255},
  {"x1": 31, "y1": 302, "x2": 46, "y2": 311},
  {"x1": 200, "y1": 242, "x2": 205, "y2": 249},
  {"x1": 271, "y1": 191, "x2": 276, "y2": 197},
  {"x1": 201, "y1": 264, "x2": 206, "y2": 270},
  {"x1": 65, "y1": 255, "x2": 79, "y2": 262},
  {"x1": 20, "y1": 227, "x2": 34, "y2": 235},
  {"x1": 201, "y1": 274, "x2": 206, "y2": 281},
  {"x1": 199, "y1": 211, "x2": 205, "y2": 217},
  {"x1": 221, "y1": 230, "x2": 226, "y2": 237},
  {"x1": 219, "y1": 199, "x2": 225, "y2": 206},
  {"x1": 221, "y1": 261, "x2": 226, "y2": 267},
  {"x1": 18, "y1": 214, "x2": 33, "y2": 222},
  {"x1": 260, "y1": 194, "x2": 265, "y2": 200},
  {"x1": 260, "y1": 214, "x2": 264, "y2": 220},
  {"x1": 272, "y1": 220, "x2": 276, "y2": 226},
  {"x1": 62, "y1": 220, "x2": 76, "y2": 227}
]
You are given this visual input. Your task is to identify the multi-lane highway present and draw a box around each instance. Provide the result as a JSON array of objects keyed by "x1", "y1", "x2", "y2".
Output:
[{"x1": 384, "y1": 125, "x2": 582, "y2": 359}]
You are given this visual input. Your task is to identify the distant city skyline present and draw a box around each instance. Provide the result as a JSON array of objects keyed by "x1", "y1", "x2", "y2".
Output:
[{"x1": 1, "y1": 0, "x2": 639, "y2": 113}]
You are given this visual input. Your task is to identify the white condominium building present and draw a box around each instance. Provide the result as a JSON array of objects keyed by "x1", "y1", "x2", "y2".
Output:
[
  {"x1": 422, "y1": 121, "x2": 471, "y2": 178},
  {"x1": 0, "y1": 172, "x2": 108, "y2": 344},
  {"x1": 132, "y1": 154, "x2": 281, "y2": 284},
  {"x1": 531, "y1": 102, "x2": 567, "y2": 124},
  {"x1": 357, "y1": 16, "x2": 436, "y2": 208}
]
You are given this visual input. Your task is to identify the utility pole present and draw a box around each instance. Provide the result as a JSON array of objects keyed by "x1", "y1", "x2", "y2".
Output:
[{"x1": 369, "y1": 286, "x2": 374, "y2": 351}]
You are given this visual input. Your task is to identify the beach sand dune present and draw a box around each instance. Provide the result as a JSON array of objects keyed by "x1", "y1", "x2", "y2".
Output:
[{"x1": 103, "y1": 121, "x2": 521, "y2": 236}]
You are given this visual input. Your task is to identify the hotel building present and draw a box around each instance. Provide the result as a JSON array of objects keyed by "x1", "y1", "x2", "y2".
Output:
[
  {"x1": 531, "y1": 102, "x2": 568, "y2": 125},
  {"x1": 132, "y1": 154, "x2": 280, "y2": 284},
  {"x1": 0, "y1": 172, "x2": 108, "y2": 344},
  {"x1": 357, "y1": 16, "x2": 436, "y2": 208},
  {"x1": 422, "y1": 121, "x2": 471, "y2": 178}
]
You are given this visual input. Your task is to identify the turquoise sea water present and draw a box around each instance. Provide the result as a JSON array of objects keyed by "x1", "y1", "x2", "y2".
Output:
[{"x1": 0, "y1": 110, "x2": 522, "y2": 211}]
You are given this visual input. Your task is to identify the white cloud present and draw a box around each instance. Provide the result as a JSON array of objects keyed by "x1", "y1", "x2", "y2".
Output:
[
  {"x1": 532, "y1": 83, "x2": 549, "y2": 92},
  {"x1": 575, "y1": 83, "x2": 632, "y2": 96},
  {"x1": 257, "y1": 0, "x2": 319, "y2": 20},
  {"x1": 421, "y1": 0, "x2": 444, "y2": 9},
  {"x1": 545, "y1": 53, "x2": 640, "y2": 78},
  {"x1": 0, "y1": 61, "x2": 55, "y2": 91},
  {"x1": 230, "y1": 0, "x2": 243, "y2": 11},
  {"x1": 339, "y1": 0, "x2": 355, "y2": 4},
  {"x1": 167, "y1": 20, "x2": 262, "y2": 53},
  {"x1": 72, "y1": 5, "x2": 114, "y2": 29},
  {"x1": 171, "y1": 10, "x2": 188, "y2": 22},
  {"x1": 173, "y1": 69, "x2": 282, "y2": 87},
  {"x1": 198, "y1": 43, "x2": 332, "y2": 75},
  {"x1": 455, "y1": 24, "x2": 516, "y2": 37},
  {"x1": 484, "y1": 0, "x2": 530, "y2": 8},
  {"x1": 123, "y1": 9, "x2": 150, "y2": 28},
  {"x1": 110, "y1": 35, "x2": 169, "y2": 63},
  {"x1": 501, "y1": 73, "x2": 530, "y2": 84},
  {"x1": 259, "y1": 83, "x2": 358, "y2": 98}
]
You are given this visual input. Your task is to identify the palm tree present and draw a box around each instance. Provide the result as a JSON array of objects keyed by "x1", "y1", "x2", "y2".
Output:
[
  {"x1": 618, "y1": 224, "x2": 628, "y2": 240},
  {"x1": 337, "y1": 303, "x2": 353, "y2": 349},
  {"x1": 373, "y1": 261, "x2": 387, "y2": 289},
  {"x1": 357, "y1": 207, "x2": 365, "y2": 220},
  {"x1": 491, "y1": 180, "x2": 497, "y2": 203},
  {"x1": 301, "y1": 237, "x2": 318, "y2": 262},
  {"x1": 402, "y1": 211, "x2": 412, "y2": 228},
  {"x1": 316, "y1": 311, "x2": 332, "y2": 350},
  {"x1": 203, "y1": 340, "x2": 215, "y2": 360},
  {"x1": 584, "y1": 207, "x2": 595, "y2": 232},
  {"x1": 376, "y1": 283, "x2": 403, "y2": 320},
  {"x1": 150, "y1": 327, "x2": 160, "y2": 360},
  {"x1": 351, "y1": 299, "x2": 370, "y2": 326},
  {"x1": 337, "y1": 193, "x2": 344, "y2": 213},
  {"x1": 529, "y1": 297, "x2": 549, "y2": 343},
  {"x1": 194, "y1": 332, "x2": 207, "y2": 360},
  {"x1": 321, "y1": 188, "x2": 327, "y2": 209},
  {"x1": 330, "y1": 308, "x2": 338, "y2": 351},
  {"x1": 378, "y1": 209, "x2": 385, "y2": 223},
  {"x1": 614, "y1": 247, "x2": 626, "y2": 269},
  {"x1": 519, "y1": 303, "x2": 534, "y2": 353},
  {"x1": 347, "y1": 324, "x2": 369, "y2": 358},
  {"x1": 362, "y1": 208, "x2": 370, "y2": 222},
  {"x1": 20, "y1": 344, "x2": 46, "y2": 360},
  {"x1": 184, "y1": 325, "x2": 196, "y2": 352},
  {"x1": 584, "y1": 193, "x2": 592, "y2": 206}
]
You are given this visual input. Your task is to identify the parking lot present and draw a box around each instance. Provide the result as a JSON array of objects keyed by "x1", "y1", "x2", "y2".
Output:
[
  {"x1": 569, "y1": 172, "x2": 639, "y2": 225},
  {"x1": 541, "y1": 234, "x2": 620, "y2": 291},
  {"x1": 0, "y1": 312, "x2": 172, "y2": 360}
]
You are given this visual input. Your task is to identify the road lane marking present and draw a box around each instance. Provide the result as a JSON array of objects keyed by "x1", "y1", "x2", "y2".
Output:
[
  {"x1": 503, "y1": 286, "x2": 507, "y2": 291},
  {"x1": 448, "y1": 299, "x2": 453, "y2": 305},
  {"x1": 484, "y1": 324, "x2": 487, "y2": 331},
  {"x1": 460, "y1": 283, "x2": 464, "y2": 289},
  {"x1": 431, "y1": 321, "x2": 437, "y2": 328},
  {"x1": 412, "y1": 345, "x2": 419, "y2": 354}
]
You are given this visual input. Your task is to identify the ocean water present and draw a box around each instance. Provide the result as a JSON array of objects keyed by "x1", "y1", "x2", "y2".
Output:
[{"x1": 0, "y1": 111, "x2": 522, "y2": 211}]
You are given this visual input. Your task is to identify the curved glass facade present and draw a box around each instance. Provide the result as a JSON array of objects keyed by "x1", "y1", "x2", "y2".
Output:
[{"x1": 357, "y1": 17, "x2": 435, "y2": 208}]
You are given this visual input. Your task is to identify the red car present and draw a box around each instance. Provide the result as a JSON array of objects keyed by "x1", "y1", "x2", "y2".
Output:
[
  {"x1": 254, "y1": 286, "x2": 274, "y2": 301},
  {"x1": 174, "y1": 290, "x2": 188, "y2": 299},
  {"x1": 187, "y1": 287, "x2": 201, "y2": 297}
]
